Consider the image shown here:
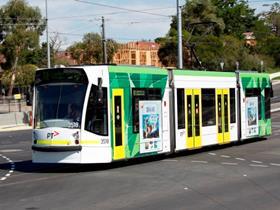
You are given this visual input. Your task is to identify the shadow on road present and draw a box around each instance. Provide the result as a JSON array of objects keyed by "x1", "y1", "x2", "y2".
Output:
[{"x1": 0, "y1": 138, "x2": 268, "y2": 174}]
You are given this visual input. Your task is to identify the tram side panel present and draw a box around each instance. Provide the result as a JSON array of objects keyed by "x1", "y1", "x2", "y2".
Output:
[
  {"x1": 108, "y1": 66, "x2": 171, "y2": 161},
  {"x1": 173, "y1": 70, "x2": 238, "y2": 152},
  {"x1": 239, "y1": 73, "x2": 272, "y2": 140},
  {"x1": 80, "y1": 66, "x2": 112, "y2": 163}
]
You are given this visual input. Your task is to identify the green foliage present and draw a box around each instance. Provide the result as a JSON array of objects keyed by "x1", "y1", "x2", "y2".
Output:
[
  {"x1": 0, "y1": 0, "x2": 45, "y2": 69},
  {"x1": 157, "y1": 39, "x2": 177, "y2": 67},
  {"x1": 259, "y1": 36, "x2": 280, "y2": 66},
  {"x1": 1, "y1": 64, "x2": 37, "y2": 86},
  {"x1": 262, "y1": 3, "x2": 280, "y2": 36},
  {"x1": 193, "y1": 35, "x2": 223, "y2": 70},
  {"x1": 157, "y1": 0, "x2": 280, "y2": 70},
  {"x1": 67, "y1": 33, "x2": 118, "y2": 64},
  {"x1": 212, "y1": 0, "x2": 257, "y2": 38},
  {"x1": 183, "y1": 0, "x2": 225, "y2": 36}
]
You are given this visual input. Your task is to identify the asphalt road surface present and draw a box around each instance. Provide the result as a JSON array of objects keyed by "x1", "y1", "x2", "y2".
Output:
[
  {"x1": 0, "y1": 112, "x2": 280, "y2": 210},
  {"x1": 272, "y1": 81, "x2": 280, "y2": 103}
]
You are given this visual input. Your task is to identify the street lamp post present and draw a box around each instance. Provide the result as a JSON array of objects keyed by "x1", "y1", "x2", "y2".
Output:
[
  {"x1": 45, "y1": 0, "x2": 51, "y2": 68},
  {"x1": 177, "y1": 0, "x2": 183, "y2": 69}
]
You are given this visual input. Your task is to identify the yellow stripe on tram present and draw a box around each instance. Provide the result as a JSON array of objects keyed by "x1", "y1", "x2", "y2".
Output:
[
  {"x1": 80, "y1": 140, "x2": 100, "y2": 145},
  {"x1": 36, "y1": 139, "x2": 101, "y2": 145},
  {"x1": 36, "y1": 139, "x2": 71, "y2": 145}
]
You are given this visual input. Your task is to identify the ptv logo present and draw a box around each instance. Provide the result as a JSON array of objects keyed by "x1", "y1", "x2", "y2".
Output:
[{"x1": 47, "y1": 131, "x2": 59, "y2": 139}]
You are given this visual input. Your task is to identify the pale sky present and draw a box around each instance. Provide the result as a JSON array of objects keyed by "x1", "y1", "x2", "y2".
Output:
[{"x1": 0, "y1": 0, "x2": 278, "y2": 49}]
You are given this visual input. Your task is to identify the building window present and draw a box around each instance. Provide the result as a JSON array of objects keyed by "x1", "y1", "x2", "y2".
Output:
[
  {"x1": 230, "y1": 88, "x2": 236, "y2": 123},
  {"x1": 245, "y1": 88, "x2": 261, "y2": 120},
  {"x1": 131, "y1": 51, "x2": 136, "y2": 65},
  {"x1": 177, "y1": 89, "x2": 185, "y2": 129},
  {"x1": 132, "y1": 88, "x2": 161, "y2": 133},
  {"x1": 151, "y1": 51, "x2": 157, "y2": 66},
  {"x1": 140, "y1": 52, "x2": 146, "y2": 65},
  {"x1": 265, "y1": 88, "x2": 271, "y2": 119},
  {"x1": 85, "y1": 85, "x2": 108, "y2": 136},
  {"x1": 202, "y1": 89, "x2": 216, "y2": 127}
]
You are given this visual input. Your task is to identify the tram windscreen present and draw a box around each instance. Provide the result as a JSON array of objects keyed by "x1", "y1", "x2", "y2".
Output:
[
  {"x1": 34, "y1": 68, "x2": 88, "y2": 129},
  {"x1": 35, "y1": 83, "x2": 87, "y2": 129}
]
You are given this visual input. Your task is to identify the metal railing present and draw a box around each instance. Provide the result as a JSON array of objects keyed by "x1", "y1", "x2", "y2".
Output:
[{"x1": 0, "y1": 96, "x2": 32, "y2": 113}]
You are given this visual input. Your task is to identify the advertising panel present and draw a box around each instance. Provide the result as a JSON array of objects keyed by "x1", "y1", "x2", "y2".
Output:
[
  {"x1": 245, "y1": 97, "x2": 259, "y2": 136},
  {"x1": 139, "y1": 100, "x2": 162, "y2": 154}
]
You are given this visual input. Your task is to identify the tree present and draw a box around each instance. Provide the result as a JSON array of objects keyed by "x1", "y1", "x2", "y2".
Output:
[
  {"x1": 212, "y1": 0, "x2": 257, "y2": 38},
  {"x1": 157, "y1": 39, "x2": 177, "y2": 67},
  {"x1": 67, "y1": 33, "x2": 118, "y2": 64},
  {"x1": 0, "y1": 0, "x2": 45, "y2": 95},
  {"x1": 260, "y1": 36, "x2": 280, "y2": 66},
  {"x1": 183, "y1": 0, "x2": 225, "y2": 36},
  {"x1": 1, "y1": 64, "x2": 37, "y2": 87},
  {"x1": 262, "y1": 3, "x2": 280, "y2": 36}
]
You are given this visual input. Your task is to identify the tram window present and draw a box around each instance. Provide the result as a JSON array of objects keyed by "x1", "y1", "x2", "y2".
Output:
[
  {"x1": 85, "y1": 85, "x2": 108, "y2": 136},
  {"x1": 245, "y1": 88, "x2": 261, "y2": 120},
  {"x1": 202, "y1": 89, "x2": 216, "y2": 126},
  {"x1": 132, "y1": 88, "x2": 161, "y2": 133},
  {"x1": 224, "y1": 94, "x2": 229, "y2": 132},
  {"x1": 265, "y1": 88, "x2": 271, "y2": 119},
  {"x1": 230, "y1": 88, "x2": 236, "y2": 123},
  {"x1": 177, "y1": 89, "x2": 185, "y2": 129}
]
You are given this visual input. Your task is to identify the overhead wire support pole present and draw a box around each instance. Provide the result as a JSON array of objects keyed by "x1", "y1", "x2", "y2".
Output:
[
  {"x1": 177, "y1": 0, "x2": 183, "y2": 69},
  {"x1": 102, "y1": 16, "x2": 108, "y2": 64},
  {"x1": 45, "y1": 0, "x2": 51, "y2": 68}
]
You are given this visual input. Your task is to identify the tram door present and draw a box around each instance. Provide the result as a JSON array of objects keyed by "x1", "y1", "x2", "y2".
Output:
[
  {"x1": 112, "y1": 89, "x2": 125, "y2": 160},
  {"x1": 216, "y1": 89, "x2": 230, "y2": 144},
  {"x1": 185, "y1": 89, "x2": 202, "y2": 149}
]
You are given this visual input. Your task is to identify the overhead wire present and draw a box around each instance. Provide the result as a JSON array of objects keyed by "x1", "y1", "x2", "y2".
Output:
[
  {"x1": 49, "y1": 6, "x2": 175, "y2": 20},
  {"x1": 74, "y1": 0, "x2": 172, "y2": 18}
]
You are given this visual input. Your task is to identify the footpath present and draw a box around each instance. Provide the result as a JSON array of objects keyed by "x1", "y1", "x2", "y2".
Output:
[{"x1": 0, "y1": 102, "x2": 32, "y2": 132}]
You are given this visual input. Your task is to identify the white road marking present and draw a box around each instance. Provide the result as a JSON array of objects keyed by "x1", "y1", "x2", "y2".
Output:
[
  {"x1": 251, "y1": 160, "x2": 263, "y2": 164},
  {"x1": 221, "y1": 155, "x2": 231, "y2": 158},
  {"x1": 0, "y1": 149, "x2": 23, "y2": 153},
  {"x1": 0, "y1": 153, "x2": 15, "y2": 183},
  {"x1": 249, "y1": 164, "x2": 269, "y2": 168},
  {"x1": 162, "y1": 159, "x2": 178, "y2": 162},
  {"x1": 235, "y1": 158, "x2": 246, "y2": 161},
  {"x1": 221, "y1": 162, "x2": 238, "y2": 166},
  {"x1": 191, "y1": 160, "x2": 208, "y2": 164},
  {"x1": 184, "y1": 187, "x2": 189, "y2": 190},
  {"x1": 272, "y1": 107, "x2": 280, "y2": 113},
  {"x1": 243, "y1": 174, "x2": 247, "y2": 177},
  {"x1": 270, "y1": 163, "x2": 280, "y2": 167},
  {"x1": 208, "y1": 153, "x2": 216, "y2": 156}
]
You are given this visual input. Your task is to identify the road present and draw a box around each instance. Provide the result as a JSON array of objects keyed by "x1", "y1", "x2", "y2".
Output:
[
  {"x1": 272, "y1": 81, "x2": 280, "y2": 103},
  {"x1": 0, "y1": 112, "x2": 280, "y2": 210}
]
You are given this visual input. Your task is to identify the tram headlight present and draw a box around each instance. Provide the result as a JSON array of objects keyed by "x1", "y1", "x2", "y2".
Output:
[{"x1": 72, "y1": 131, "x2": 80, "y2": 145}]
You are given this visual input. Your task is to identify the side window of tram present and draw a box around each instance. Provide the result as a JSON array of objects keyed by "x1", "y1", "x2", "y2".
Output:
[
  {"x1": 132, "y1": 88, "x2": 161, "y2": 133},
  {"x1": 85, "y1": 85, "x2": 108, "y2": 136},
  {"x1": 202, "y1": 88, "x2": 216, "y2": 127},
  {"x1": 265, "y1": 88, "x2": 271, "y2": 119},
  {"x1": 177, "y1": 88, "x2": 185, "y2": 129},
  {"x1": 245, "y1": 88, "x2": 261, "y2": 120},
  {"x1": 230, "y1": 88, "x2": 236, "y2": 123}
]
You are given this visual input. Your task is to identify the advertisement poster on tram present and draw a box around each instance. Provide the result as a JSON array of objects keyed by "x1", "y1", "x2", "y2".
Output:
[
  {"x1": 139, "y1": 100, "x2": 162, "y2": 154},
  {"x1": 245, "y1": 97, "x2": 259, "y2": 136}
]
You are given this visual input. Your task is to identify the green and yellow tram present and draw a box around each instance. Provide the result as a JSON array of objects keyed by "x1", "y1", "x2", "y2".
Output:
[{"x1": 32, "y1": 65, "x2": 272, "y2": 163}]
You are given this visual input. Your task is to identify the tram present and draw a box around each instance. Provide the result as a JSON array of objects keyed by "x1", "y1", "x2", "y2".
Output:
[{"x1": 32, "y1": 65, "x2": 272, "y2": 163}]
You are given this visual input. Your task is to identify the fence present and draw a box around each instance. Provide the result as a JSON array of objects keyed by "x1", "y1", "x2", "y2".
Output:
[{"x1": 0, "y1": 96, "x2": 32, "y2": 114}]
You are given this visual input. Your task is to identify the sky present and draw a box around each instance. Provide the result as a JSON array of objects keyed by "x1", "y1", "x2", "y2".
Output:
[{"x1": 0, "y1": 0, "x2": 279, "y2": 50}]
